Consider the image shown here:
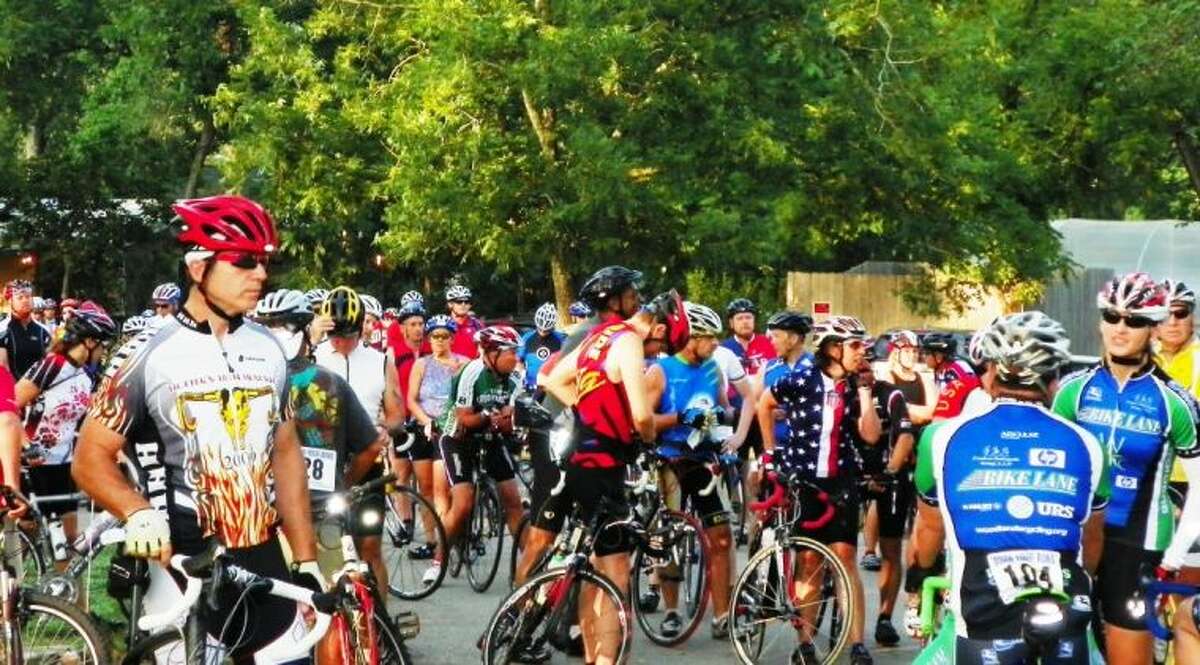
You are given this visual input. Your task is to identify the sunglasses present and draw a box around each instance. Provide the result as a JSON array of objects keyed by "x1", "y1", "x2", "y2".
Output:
[
  {"x1": 429, "y1": 333, "x2": 452, "y2": 341},
  {"x1": 449, "y1": 299, "x2": 471, "y2": 305},
  {"x1": 843, "y1": 340, "x2": 865, "y2": 350},
  {"x1": 1101, "y1": 310, "x2": 1155, "y2": 329},
  {"x1": 154, "y1": 303, "x2": 172, "y2": 310},
  {"x1": 215, "y1": 251, "x2": 271, "y2": 270},
  {"x1": 1170, "y1": 308, "x2": 1193, "y2": 321}
]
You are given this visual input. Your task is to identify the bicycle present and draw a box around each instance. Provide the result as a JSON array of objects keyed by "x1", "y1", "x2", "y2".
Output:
[
  {"x1": 728, "y1": 471, "x2": 854, "y2": 665},
  {"x1": 318, "y1": 474, "x2": 419, "y2": 665},
  {"x1": 121, "y1": 543, "x2": 335, "y2": 665},
  {"x1": 0, "y1": 487, "x2": 111, "y2": 665},
  {"x1": 480, "y1": 495, "x2": 653, "y2": 665},
  {"x1": 457, "y1": 424, "x2": 513, "y2": 594},
  {"x1": 378, "y1": 447, "x2": 449, "y2": 601},
  {"x1": 718, "y1": 453, "x2": 748, "y2": 546}
]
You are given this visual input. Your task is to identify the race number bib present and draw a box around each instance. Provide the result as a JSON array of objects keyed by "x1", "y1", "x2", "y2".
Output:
[
  {"x1": 302, "y1": 447, "x2": 338, "y2": 493},
  {"x1": 986, "y1": 549, "x2": 1064, "y2": 605}
]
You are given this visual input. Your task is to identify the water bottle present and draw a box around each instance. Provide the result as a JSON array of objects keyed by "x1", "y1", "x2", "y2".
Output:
[
  {"x1": 48, "y1": 516, "x2": 68, "y2": 562},
  {"x1": 74, "y1": 512, "x2": 119, "y2": 554}
]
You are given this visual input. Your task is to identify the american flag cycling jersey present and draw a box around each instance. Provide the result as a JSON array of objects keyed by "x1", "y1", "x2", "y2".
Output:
[{"x1": 770, "y1": 365, "x2": 864, "y2": 479}]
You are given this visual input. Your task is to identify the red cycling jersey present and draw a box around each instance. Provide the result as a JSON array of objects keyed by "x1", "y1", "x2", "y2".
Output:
[
  {"x1": 572, "y1": 321, "x2": 636, "y2": 467},
  {"x1": 932, "y1": 373, "x2": 983, "y2": 421},
  {"x1": 0, "y1": 366, "x2": 14, "y2": 416}
]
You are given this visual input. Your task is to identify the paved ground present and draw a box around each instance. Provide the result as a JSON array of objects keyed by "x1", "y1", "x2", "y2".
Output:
[{"x1": 390, "y1": 536, "x2": 924, "y2": 664}]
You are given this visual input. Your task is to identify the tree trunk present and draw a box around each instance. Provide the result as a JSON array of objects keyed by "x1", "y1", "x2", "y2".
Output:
[
  {"x1": 60, "y1": 253, "x2": 71, "y2": 299},
  {"x1": 23, "y1": 120, "x2": 44, "y2": 160},
  {"x1": 184, "y1": 113, "x2": 217, "y2": 198},
  {"x1": 550, "y1": 252, "x2": 573, "y2": 319},
  {"x1": 1174, "y1": 127, "x2": 1200, "y2": 202}
]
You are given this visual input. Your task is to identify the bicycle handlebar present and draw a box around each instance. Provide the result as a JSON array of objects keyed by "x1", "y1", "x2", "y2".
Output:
[
  {"x1": 748, "y1": 472, "x2": 835, "y2": 530},
  {"x1": 1140, "y1": 571, "x2": 1200, "y2": 641}
]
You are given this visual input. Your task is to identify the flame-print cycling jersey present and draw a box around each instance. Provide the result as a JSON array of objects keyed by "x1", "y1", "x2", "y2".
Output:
[
  {"x1": 88, "y1": 311, "x2": 290, "y2": 552},
  {"x1": 1052, "y1": 364, "x2": 1200, "y2": 550},
  {"x1": 915, "y1": 401, "x2": 1109, "y2": 639}
]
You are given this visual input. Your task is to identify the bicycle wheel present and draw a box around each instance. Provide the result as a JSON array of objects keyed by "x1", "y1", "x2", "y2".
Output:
[
  {"x1": 382, "y1": 483, "x2": 448, "y2": 600},
  {"x1": 481, "y1": 567, "x2": 631, "y2": 665},
  {"x1": 631, "y1": 509, "x2": 709, "y2": 646},
  {"x1": 730, "y1": 536, "x2": 853, "y2": 665},
  {"x1": 121, "y1": 630, "x2": 182, "y2": 665},
  {"x1": 20, "y1": 591, "x2": 112, "y2": 665},
  {"x1": 508, "y1": 514, "x2": 529, "y2": 590},
  {"x1": 465, "y1": 482, "x2": 504, "y2": 593},
  {"x1": 334, "y1": 602, "x2": 413, "y2": 665},
  {"x1": 4, "y1": 524, "x2": 47, "y2": 586}
]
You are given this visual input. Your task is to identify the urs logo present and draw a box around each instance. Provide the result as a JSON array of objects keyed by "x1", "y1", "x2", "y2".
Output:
[{"x1": 577, "y1": 370, "x2": 604, "y2": 399}]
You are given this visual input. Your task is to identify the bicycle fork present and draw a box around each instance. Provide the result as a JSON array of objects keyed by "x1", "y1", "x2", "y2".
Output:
[{"x1": 1, "y1": 569, "x2": 20, "y2": 665}]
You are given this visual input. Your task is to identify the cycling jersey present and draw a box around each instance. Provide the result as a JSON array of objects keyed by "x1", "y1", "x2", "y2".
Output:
[
  {"x1": 450, "y1": 315, "x2": 484, "y2": 359},
  {"x1": 0, "y1": 315, "x2": 50, "y2": 379},
  {"x1": 915, "y1": 400, "x2": 1109, "y2": 640},
  {"x1": 415, "y1": 356, "x2": 462, "y2": 423},
  {"x1": 518, "y1": 330, "x2": 565, "y2": 389},
  {"x1": 655, "y1": 354, "x2": 722, "y2": 461},
  {"x1": 762, "y1": 352, "x2": 815, "y2": 443},
  {"x1": 439, "y1": 357, "x2": 518, "y2": 439},
  {"x1": 571, "y1": 321, "x2": 637, "y2": 467},
  {"x1": 719, "y1": 334, "x2": 776, "y2": 406},
  {"x1": 1053, "y1": 364, "x2": 1200, "y2": 550},
  {"x1": 858, "y1": 380, "x2": 913, "y2": 474},
  {"x1": 712, "y1": 345, "x2": 747, "y2": 398},
  {"x1": 88, "y1": 311, "x2": 290, "y2": 551},
  {"x1": 933, "y1": 374, "x2": 989, "y2": 422},
  {"x1": 21, "y1": 353, "x2": 95, "y2": 465},
  {"x1": 286, "y1": 357, "x2": 377, "y2": 498},
  {"x1": 1155, "y1": 337, "x2": 1200, "y2": 483},
  {"x1": 0, "y1": 366, "x2": 14, "y2": 416},
  {"x1": 934, "y1": 359, "x2": 975, "y2": 392},
  {"x1": 769, "y1": 366, "x2": 863, "y2": 479},
  {"x1": 314, "y1": 342, "x2": 387, "y2": 422}
]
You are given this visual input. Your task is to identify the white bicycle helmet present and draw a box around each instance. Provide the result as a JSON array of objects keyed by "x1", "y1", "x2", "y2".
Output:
[
  {"x1": 151, "y1": 282, "x2": 182, "y2": 304},
  {"x1": 533, "y1": 302, "x2": 558, "y2": 332},
  {"x1": 1163, "y1": 279, "x2": 1196, "y2": 309},
  {"x1": 401, "y1": 290, "x2": 424, "y2": 307},
  {"x1": 1096, "y1": 272, "x2": 1168, "y2": 322},
  {"x1": 31, "y1": 297, "x2": 45, "y2": 311},
  {"x1": 304, "y1": 288, "x2": 329, "y2": 307},
  {"x1": 811, "y1": 315, "x2": 868, "y2": 348},
  {"x1": 976, "y1": 311, "x2": 1071, "y2": 387},
  {"x1": 445, "y1": 285, "x2": 472, "y2": 302},
  {"x1": 967, "y1": 327, "x2": 989, "y2": 366},
  {"x1": 122, "y1": 316, "x2": 149, "y2": 336},
  {"x1": 256, "y1": 289, "x2": 314, "y2": 324},
  {"x1": 683, "y1": 301, "x2": 723, "y2": 336},
  {"x1": 360, "y1": 293, "x2": 383, "y2": 319}
]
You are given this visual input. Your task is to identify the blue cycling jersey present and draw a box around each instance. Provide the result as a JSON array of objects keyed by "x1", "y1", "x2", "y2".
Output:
[
  {"x1": 916, "y1": 400, "x2": 1109, "y2": 639},
  {"x1": 655, "y1": 354, "x2": 722, "y2": 460},
  {"x1": 1053, "y1": 364, "x2": 1199, "y2": 550},
  {"x1": 518, "y1": 330, "x2": 565, "y2": 389}
]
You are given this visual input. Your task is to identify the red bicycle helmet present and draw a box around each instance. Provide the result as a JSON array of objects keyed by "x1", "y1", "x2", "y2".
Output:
[
  {"x1": 645, "y1": 290, "x2": 690, "y2": 354},
  {"x1": 173, "y1": 195, "x2": 279, "y2": 254},
  {"x1": 475, "y1": 325, "x2": 522, "y2": 352}
]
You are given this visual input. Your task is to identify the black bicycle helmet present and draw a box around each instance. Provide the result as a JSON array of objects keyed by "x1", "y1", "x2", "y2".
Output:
[
  {"x1": 578, "y1": 266, "x2": 643, "y2": 310},
  {"x1": 726, "y1": 298, "x2": 757, "y2": 318},
  {"x1": 920, "y1": 332, "x2": 957, "y2": 354},
  {"x1": 765, "y1": 311, "x2": 813, "y2": 334},
  {"x1": 63, "y1": 308, "x2": 117, "y2": 344},
  {"x1": 320, "y1": 286, "x2": 365, "y2": 337}
]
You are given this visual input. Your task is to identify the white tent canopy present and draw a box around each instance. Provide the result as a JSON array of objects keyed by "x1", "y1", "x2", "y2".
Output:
[{"x1": 1053, "y1": 219, "x2": 1200, "y2": 286}]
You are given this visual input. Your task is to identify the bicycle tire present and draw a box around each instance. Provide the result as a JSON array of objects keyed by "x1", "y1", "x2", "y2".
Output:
[
  {"x1": 466, "y1": 482, "x2": 504, "y2": 593},
  {"x1": 120, "y1": 630, "x2": 181, "y2": 665},
  {"x1": 382, "y1": 483, "x2": 448, "y2": 600},
  {"x1": 21, "y1": 591, "x2": 112, "y2": 665},
  {"x1": 333, "y1": 601, "x2": 413, "y2": 665},
  {"x1": 631, "y1": 509, "x2": 709, "y2": 646},
  {"x1": 729, "y1": 536, "x2": 853, "y2": 665},
  {"x1": 4, "y1": 524, "x2": 47, "y2": 586},
  {"x1": 507, "y1": 514, "x2": 529, "y2": 590},
  {"x1": 481, "y1": 566, "x2": 632, "y2": 665}
]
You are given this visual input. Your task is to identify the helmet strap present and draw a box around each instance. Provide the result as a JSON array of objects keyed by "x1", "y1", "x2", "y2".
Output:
[{"x1": 1109, "y1": 352, "x2": 1146, "y2": 367}]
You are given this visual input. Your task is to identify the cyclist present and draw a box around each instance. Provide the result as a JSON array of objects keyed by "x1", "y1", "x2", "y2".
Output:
[
  {"x1": 854, "y1": 342, "x2": 915, "y2": 647},
  {"x1": 359, "y1": 293, "x2": 386, "y2": 351},
  {"x1": 910, "y1": 311, "x2": 1108, "y2": 664},
  {"x1": 30, "y1": 296, "x2": 46, "y2": 325},
  {"x1": 445, "y1": 285, "x2": 484, "y2": 359},
  {"x1": 151, "y1": 282, "x2": 182, "y2": 321},
  {"x1": 885, "y1": 330, "x2": 935, "y2": 425},
  {"x1": 514, "y1": 266, "x2": 645, "y2": 590},
  {"x1": 921, "y1": 332, "x2": 975, "y2": 392},
  {"x1": 1155, "y1": 281, "x2": 1200, "y2": 517},
  {"x1": 931, "y1": 328, "x2": 994, "y2": 421},
  {"x1": 407, "y1": 314, "x2": 467, "y2": 581},
  {"x1": 541, "y1": 289, "x2": 690, "y2": 665},
  {"x1": 568, "y1": 301, "x2": 592, "y2": 328},
  {"x1": 518, "y1": 302, "x2": 565, "y2": 390},
  {"x1": 400, "y1": 290, "x2": 424, "y2": 309},
  {"x1": 73, "y1": 194, "x2": 322, "y2": 662},
  {"x1": 720, "y1": 298, "x2": 774, "y2": 507},
  {"x1": 436, "y1": 325, "x2": 526, "y2": 575},
  {"x1": 59, "y1": 298, "x2": 79, "y2": 324},
  {"x1": 14, "y1": 307, "x2": 116, "y2": 546},
  {"x1": 41, "y1": 298, "x2": 59, "y2": 333},
  {"x1": 722, "y1": 298, "x2": 776, "y2": 373},
  {"x1": 645, "y1": 301, "x2": 737, "y2": 639},
  {"x1": 1052, "y1": 272, "x2": 1200, "y2": 665},
  {"x1": 389, "y1": 301, "x2": 429, "y2": 364},
  {"x1": 0, "y1": 279, "x2": 52, "y2": 379},
  {"x1": 313, "y1": 286, "x2": 405, "y2": 594},
  {"x1": 255, "y1": 290, "x2": 385, "y2": 573},
  {"x1": 757, "y1": 314, "x2": 882, "y2": 665},
  {"x1": 120, "y1": 315, "x2": 150, "y2": 344}
]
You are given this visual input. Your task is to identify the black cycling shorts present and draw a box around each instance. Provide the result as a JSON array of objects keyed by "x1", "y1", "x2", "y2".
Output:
[
  {"x1": 405, "y1": 426, "x2": 438, "y2": 462},
  {"x1": 439, "y1": 435, "x2": 516, "y2": 486},
  {"x1": 954, "y1": 632, "x2": 1091, "y2": 665},
  {"x1": 26, "y1": 463, "x2": 77, "y2": 517},
  {"x1": 171, "y1": 534, "x2": 300, "y2": 664},
  {"x1": 526, "y1": 429, "x2": 569, "y2": 533},
  {"x1": 1096, "y1": 538, "x2": 1162, "y2": 631},
  {"x1": 661, "y1": 457, "x2": 731, "y2": 530},
  {"x1": 786, "y1": 474, "x2": 859, "y2": 546},
  {"x1": 868, "y1": 475, "x2": 914, "y2": 540},
  {"x1": 562, "y1": 464, "x2": 633, "y2": 557}
]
